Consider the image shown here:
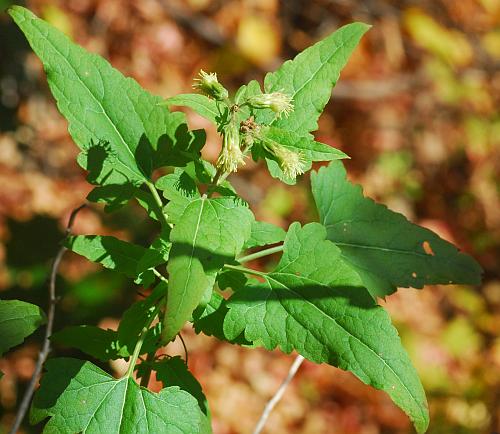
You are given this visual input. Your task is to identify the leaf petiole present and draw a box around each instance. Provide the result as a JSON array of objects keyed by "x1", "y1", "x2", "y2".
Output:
[
  {"x1": 223, "y1": 264, "x2": 267, "y2": 278},
  {"x1": 145, "y1": 181, "x2": 172, "y2": 227},
  {"x1": 238, "y1": 245, "x2": 284, "y2": 263}
]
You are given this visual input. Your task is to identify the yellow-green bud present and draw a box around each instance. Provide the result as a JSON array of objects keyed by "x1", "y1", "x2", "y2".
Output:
[
  {"x1": 192, "y1": 70, "x2": 229, "y2": 101},
  {"x1": 246, "y1": 92, "x2": 294, "y2": 118},
  {"x1": 217, "y1": 125, "x2": 245, "y2": 173}
]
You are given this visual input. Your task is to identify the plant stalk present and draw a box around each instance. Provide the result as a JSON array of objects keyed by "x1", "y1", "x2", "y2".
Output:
[{"x1": 238, "y1": 244, "x2": 284, "y2": 263}]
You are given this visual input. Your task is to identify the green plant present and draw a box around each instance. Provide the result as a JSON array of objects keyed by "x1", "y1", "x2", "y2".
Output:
[{"x1": 2, "y1": 6, "x2": 482, "y2": 433}]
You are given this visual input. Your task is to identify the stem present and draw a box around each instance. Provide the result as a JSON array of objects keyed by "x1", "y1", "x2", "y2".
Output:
[
  {"x1": 238, "y1": 245, "x2": 284, "y2": 263},
  {"x1": 153, "y1": 268, "x2": 168, "y2": 284},
  {"x1": 125, "y1": 303, "x2": 162, "y2": 378},
  {"x1": 139, "y1": 352, "x2": 156, "y2": 388},
  {"x1": 8, "y1": 204, "x2": 86, "y2": 434},
  {"x1": 223, "y1": 264, "x2": 267, "y2": 278},
  {"x1": 145, "y1": 181, "x2": 171, "y2": 227},
  {"x1": 253, "y1": 355, "x2": 305, "y2": 434}
]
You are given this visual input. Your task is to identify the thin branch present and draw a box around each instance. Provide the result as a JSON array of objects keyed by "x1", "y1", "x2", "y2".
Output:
[
  {"x1": 178, "y1": 333, "x2": 188, "y2": 365},
  {"x1": 8, "y1": 204, "x2": 86, "y2": 434},
  {"x1": 223, "y1": 263, "x2": 267, "y2": 278},
  {"x1": 253, "y1": 355, "x2": 305, "y2": 434}
]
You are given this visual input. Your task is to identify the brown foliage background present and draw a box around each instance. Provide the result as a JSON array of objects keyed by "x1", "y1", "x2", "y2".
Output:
[{"x1": 0, "y1": 0, "x2": 499, "y2": 433}]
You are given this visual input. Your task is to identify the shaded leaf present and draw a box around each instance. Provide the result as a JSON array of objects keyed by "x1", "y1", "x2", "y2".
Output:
[
  {"x1": 163, "y1": 196, "x2": 253, "y2": 342},
  {"x1": 311, "y1": 161, "x2": 483, "y2": 298},
  {"x1": 224, "y1": 222, "x2": 429, "y2": 433}
]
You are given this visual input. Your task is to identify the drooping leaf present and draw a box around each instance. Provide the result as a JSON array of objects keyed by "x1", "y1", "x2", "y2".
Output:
[
  {"x1": 0, "y1": 299, "x2": 46, "y2": 375},
  {"x1": 224, "y1": 222, "x2": 429, "y2": 433},
  {"x1": 9, "y1": 6, "x2": 199, "y2": 188},
  {"x1": 256, "y1": 22, "x2": 370, "y2": 137},
  {"x1": 243, "y1": 221, "x2": 286, "y2": 249},
  {"x1": 153, "y1": 356, "x2": 209, "y2": 416},
  {"x1": 65, "y1": 235, "x2": 165, "y2": 285},
  {"x1": 30, "y1": 358, "x2": 212, "y2": 433},
  {"x1": 163, "y1": 196, "x2": 253, "y2": 343},
  {"x1": 258, "y1": 126, "x2": 348, "y2": 184},
  {"x1": 311, "y1": 161, "x2": 483, "y2": 298},
  {"x1": 51, "y1": 326, "x2": 120, "y2": 361}
]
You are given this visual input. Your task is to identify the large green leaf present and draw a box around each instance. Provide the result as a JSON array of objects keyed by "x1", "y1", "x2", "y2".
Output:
[
  {"x1": 224, "y1": 223, "x2": 429, "y2": 433},
  {"x1": 163, "y1": 196, "x2": 253, "y2": 342},
  {"x1": 65, "y1": 235, "x2": 165, "y2": 285},
  {"x1": 9, "y1": 6, "x2": 199, "y2": 189},
  {"x1": 312, "y1": 161, "x2": 483, "y2": 298},
  {"x1": 165, "y1": 94, "x2": 225, "y2": 126},
  {"x1": 0, "y1": 299, "x2": 46, "y2": 362},
  {"x1": 30, "y1": 358, "x2": 211, "y2": 433},
  {"x1": 257, "y1": 23, "x2": 370, "y2": 137}
]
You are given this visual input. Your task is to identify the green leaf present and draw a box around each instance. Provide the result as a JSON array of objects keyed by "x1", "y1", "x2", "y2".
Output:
[
  {"x1": 224, "y1": 222, "x2": 429, "y2": 433},
  {"x1": 157, "y1": 169, "x2": 200, "y2": 223},
  {"x1": 192, "y1": 291, "x2": 251, "y2": 345},
  {"x1": 0, "y1": 299, "x2": 46, "y2": 357},
  {"x1": 65, "y1": 235, "x2": 165, "y2": 285},
  {"x1": 243, "y1": 220, "x2": 286, "y2": 249},
  {"x1": 30, "y1": 358, "x2": 212, "y2": 433},
  {"x1": 51, "y1": 326, "x2": 120, "y2": 361},
  {"x1": 9, "y1": 6, "x2": 197, "y2": 187},
  {"x1": 311, "y1": 161, "x2": 483, "y2": 298},
  {"x1": 117, "y1": 282, "x2": 167, "y2": 356},
  {"x1": 259, "y1": 126, "x2": 348, "y2": 184},
  {"x1": 165, "y1": 94, "x2": 225, "y2": 125},
  {"x1": 163, "y1": 196, "x2": 253, "y2": 342},
  {"x1": 153, "y1": 356, "x2": 209, "y2": 416},
  {"x1": 257, "y1": 23, "x2": 370, "y2": 136}
]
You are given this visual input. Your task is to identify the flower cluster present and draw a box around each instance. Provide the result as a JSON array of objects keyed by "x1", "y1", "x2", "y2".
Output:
[{"x1": 192, "y1": 70, "x2": 228, "y2": 101}]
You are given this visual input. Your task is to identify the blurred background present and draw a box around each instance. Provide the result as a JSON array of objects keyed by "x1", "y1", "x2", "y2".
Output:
[{"x1": 0, "y1": 0, "x2": 499, "y2": 433}]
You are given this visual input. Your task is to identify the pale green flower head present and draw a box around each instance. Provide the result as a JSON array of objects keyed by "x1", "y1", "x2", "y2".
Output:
[
  {"x1": 246, "y1": 92, "x2": 294, "y2": 118},
  {"x1": 217, "y1": 125, "x2": 245, "y2": 173},
  {"x1": 192, "y1": 70, "x2": 229, "y2": 101}
]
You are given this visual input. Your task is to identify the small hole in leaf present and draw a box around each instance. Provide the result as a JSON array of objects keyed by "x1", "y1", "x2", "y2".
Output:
[
  {"x1": 422, "y1": 240, "x2": 435, "y2": 256},
  {"x1": 412, "y1": 272, "x2": 417, "y2": 278}
]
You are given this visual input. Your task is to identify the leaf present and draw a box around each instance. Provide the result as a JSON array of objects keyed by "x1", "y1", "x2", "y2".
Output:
[
  {"x1": 257, "y1": 23, "x2": 370, "y2": 136},
  {"x1": 224, "y1": 222, "x2": 429, "y2": 433},
  {"x1": 259, "y1": 126, "x2": 348, "y2": 184},
  {"x1": 165, "y1": 94, "x2": 225, "y2": 125},
  {"x1": 9, "y1": 6, "x2": 197, "y2": 188},
  {"x1": 0, "y1": 299, "x2": 46, "y2": 362},
  {"x1": 192, "y1": 291, "x2": 251, "y2": 345},
  {"x1": 163, "y1": 196, "x2": 253, "y2": 342},
  {"x1": 30, "y1": 358, "x2": 212, "y2": 433},
  {"x1": 156, "y1": 169, "x2": 200, "y2": 223},
  {"x1": 153, "y1": 356, "x2": 209, "y2": 416},
  {"x1": 311, "y1": 161, "x2": 483, "y2": 298},
  {"x1": 65, "y1": 235, "x2": 165, "y2": 285},
  {"x1": 117, "y1": 282, "x2": 167, "y2": 356},
  {"x1": 51, "y1": 326, "x2": 120, "y2": 361},
  {"x1": 243, "y1": 220, "x2": 286, "y2": 249}
]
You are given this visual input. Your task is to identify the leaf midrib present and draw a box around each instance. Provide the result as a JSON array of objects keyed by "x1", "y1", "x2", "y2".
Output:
[
  {"x1": 28, "y1": 16, "x2": 143, "y2": 180},
  {"x1": 265, "y1": 271, "x2": 425, "y2": 423}
]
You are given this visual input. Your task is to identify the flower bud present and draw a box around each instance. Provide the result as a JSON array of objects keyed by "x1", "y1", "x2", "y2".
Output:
[
  {"x1": 271, "y1": 145, "x2": 305, "y2": 179},
  {"x1": 246, "y1": 92, "x2": 294, "y2": 118},
  {"x1": 192, "y1": 70, "x2": 229, "y2": 101},
  {"x1": 217, "y1": 125, "x2": 245, "y2": 173}
]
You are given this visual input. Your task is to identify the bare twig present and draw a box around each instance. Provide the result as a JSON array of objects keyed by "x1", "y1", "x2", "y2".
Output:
[
  {"x1": 253, "y1": 355, "x2": 305, "y2": 434},
  {"x1": 9, "y1": 204, "x2": 86, "y2": 434}
]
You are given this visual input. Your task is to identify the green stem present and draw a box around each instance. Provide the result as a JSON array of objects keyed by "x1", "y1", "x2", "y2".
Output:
[
  {"x1": 224, "y1": 264, "x2": 267, "y2": 278},
  {"x1": 238, "y1": 245, "x2": 284, "y2": 263},
  {"x1": 140, "y1": 352, "x2": 156, "y2": 387},
  {"x1": 153, "y1": 268, "x2": 168, "y2": 284},
  {"x1": 125, "y1": 304, "x2": 162, "y2": 378},
  {"x1": 146, "y1": 181, "x2": 171, "y2": 226}
]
